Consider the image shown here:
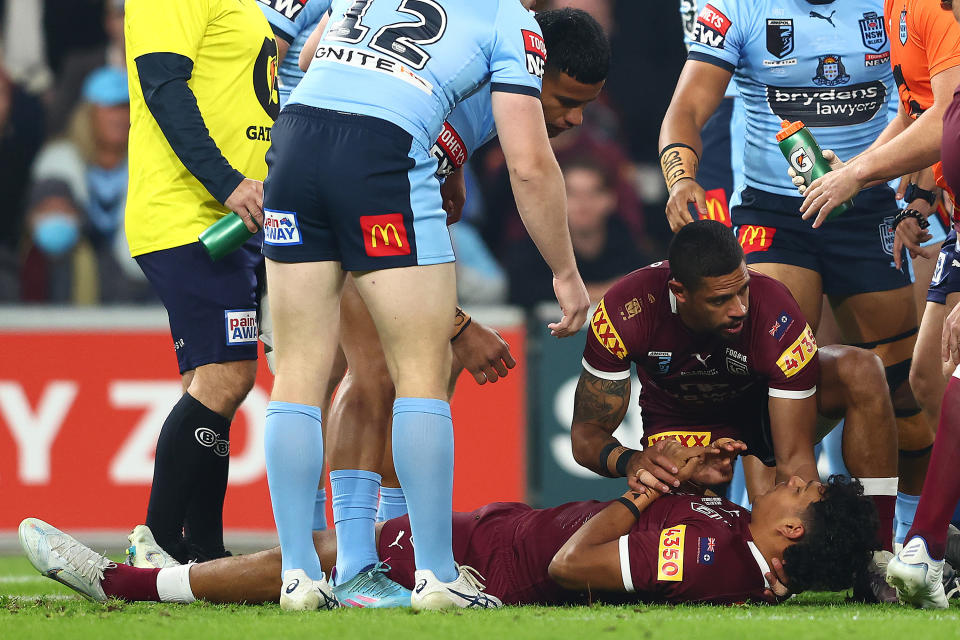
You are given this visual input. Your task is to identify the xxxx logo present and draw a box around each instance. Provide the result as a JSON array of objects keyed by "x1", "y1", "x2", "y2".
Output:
[
  {"x1": 647, "y1": 430, "x2": 712, "y2": 448},
  {"x1": 591, "y1": 300, "x2": 628, "y2": 359}
]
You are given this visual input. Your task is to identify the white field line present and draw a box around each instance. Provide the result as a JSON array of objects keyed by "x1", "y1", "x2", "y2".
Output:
[{"x1": 0, "y1": 576, "x2": 45, "y2": 583}]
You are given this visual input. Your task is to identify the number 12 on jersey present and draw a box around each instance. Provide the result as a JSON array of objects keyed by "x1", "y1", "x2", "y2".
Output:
[{"x1": 326, "y1": 0, "x2": 447, "y2": 69}]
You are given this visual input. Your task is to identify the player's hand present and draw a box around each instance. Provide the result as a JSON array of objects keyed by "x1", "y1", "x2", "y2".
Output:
[
  {"x1": 440, "y1": 168, "x2": 466, "y2": 225},
  {"x1": 225, "y1": 178, "x2": 265, "y2": 233},
  {"x1": 627, "y1": 439, "x2": 718, "y2": 494},
  {"x1": 895, "y1": 171, "x2": 922, "y2": 201},
  {"x1": 759, "y1": 557, "x2": 791, "y2": 602},
  {"x1": 788, "y1": 149, "x2": 843, "y2": 196},
  {"x1": 451, "y1": 319, "x2": 516, "y2": 385},
  {"x1": 941, "y1": 301, "x2": 960, "y2": 367},
  {"x1": 664, "y1": 178, "x2": 706, "y2": 233},
  {"x1": 799, "y1": 162, "x2": 863, "y2": 229},
  {"x1": 548, "y1": 271, "x2": 590, "y2": 338},
  {"x1": 690, "y1": 438, "x2": 747, "y2": 485},
  {"x1": 893, "y1": 215, "x2": 936, "y2": 270}
]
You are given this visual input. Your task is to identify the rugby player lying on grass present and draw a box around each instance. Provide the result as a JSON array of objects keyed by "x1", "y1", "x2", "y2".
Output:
[{"x1": 20, "y1": 439, "x2": 879, "y2": 606}]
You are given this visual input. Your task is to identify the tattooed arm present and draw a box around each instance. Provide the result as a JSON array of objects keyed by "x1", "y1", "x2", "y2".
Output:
[{"x1": 570, "y1": 368, "x2": 684, "y2": 493}]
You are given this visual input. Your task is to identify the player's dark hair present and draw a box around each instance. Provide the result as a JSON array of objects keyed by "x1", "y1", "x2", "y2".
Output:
[
  {"x1": 535, "y1": 9, "x2": 610, "y2": 85},
  {"x1": 781, "y1": 475, "x2": 880, "y2": 593},
  {"x1": 668, "y1": 220, "x2": 745, "y2": 291}
]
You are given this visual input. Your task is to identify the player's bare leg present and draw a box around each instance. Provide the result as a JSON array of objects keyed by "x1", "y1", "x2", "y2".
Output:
[
  {"x1": 910, "y1": 296, "x2": 960, "y2": 426},
  {"x1": 352, "y1": 263, "x2": 500, "y2": 609},
  {"x1": 747, "y1": 263, "x2": 823, "y2": 331},
  {"x1": 832, "y1": 286, "x2": 926, "y2": 547},
  {"x1": 323, "y1": 278, "x2": 410, "y2": 607},
  {"x1": 263, "y1": 258, "x2": 345, "y2": 610}
]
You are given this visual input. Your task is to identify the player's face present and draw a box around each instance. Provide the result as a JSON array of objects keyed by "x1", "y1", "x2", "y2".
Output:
[
  {"x1": 682, "y1": 262, "x2": 750, "y2": 339},
  {"x1": 541, "y1": 71, "x2": 605, "y2": 138},
  {"x1": 752, "y1": 475, "x2": 824, "y2": 528}
]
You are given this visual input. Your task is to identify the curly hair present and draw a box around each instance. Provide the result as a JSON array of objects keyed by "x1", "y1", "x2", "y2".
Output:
[
  {"x1": 535, "y1": 9, "x2": 610, "y2": 85},
  {"x1": 781, "y1": 475, "x2": 880, "y2": 593}
]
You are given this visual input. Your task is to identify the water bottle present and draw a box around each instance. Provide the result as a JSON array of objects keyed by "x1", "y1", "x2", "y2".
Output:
[
  {"x1": 776, "y1": 120, "x2": 852, "y2": 221},
  {"x1": 199, "y1": 213, "x2": 254, "y2": 261}
]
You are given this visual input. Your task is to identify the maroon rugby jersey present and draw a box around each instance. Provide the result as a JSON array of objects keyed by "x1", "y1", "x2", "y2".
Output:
[
  {"x1": 581, "y1": 262, "x2": 819, "y2": 448},
  {"x1": 377, "y1": 494, "x2": 770, "y2": 605}
]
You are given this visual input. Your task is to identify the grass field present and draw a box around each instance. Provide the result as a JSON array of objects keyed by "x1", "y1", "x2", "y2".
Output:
[{"x1": 3, "y1": 556, "x2": 960, "y2": 639}]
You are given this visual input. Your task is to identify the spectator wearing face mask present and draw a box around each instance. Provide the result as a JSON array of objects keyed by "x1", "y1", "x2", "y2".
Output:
[{"x1": 17, "y1": 179, "x2": 97, "y2": 304}]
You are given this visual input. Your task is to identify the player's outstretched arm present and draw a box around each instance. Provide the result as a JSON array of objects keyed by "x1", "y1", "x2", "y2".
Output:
[
  {"x1": 492, "y1": 90, "x2": 589, "y2": 338},
  {"x1": 658, "y1": 60, "x2": 732, "y2": 233}
]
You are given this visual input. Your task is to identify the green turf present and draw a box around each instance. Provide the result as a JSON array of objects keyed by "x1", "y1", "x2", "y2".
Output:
[{"x1": 3, "y1": 555, "x2": 960, "y2": 639}]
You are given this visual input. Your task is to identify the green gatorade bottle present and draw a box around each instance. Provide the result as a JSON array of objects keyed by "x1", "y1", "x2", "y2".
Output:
[
  {"x1": 775, "y1": 120, "x2": 852, "y2": 221},
  {"x1": 199, "y1": 213, "x2": 254, "y2": 261}
]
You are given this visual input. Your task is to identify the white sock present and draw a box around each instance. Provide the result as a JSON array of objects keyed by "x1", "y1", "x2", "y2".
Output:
[
  {"x1": 858, "y1": 477, "x2": 898, "y2": 496},
  {"x1": 157, "y1": 564, "x2": 196, "y2": 603}
]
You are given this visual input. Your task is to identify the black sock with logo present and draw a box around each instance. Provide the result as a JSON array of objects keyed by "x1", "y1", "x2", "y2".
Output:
[
  {"x1": 145, "y1": 393, "x2": 230, "y2": 562},
  {"x1": 183, "y1": 429, "x2": 231, "y2": 561}
]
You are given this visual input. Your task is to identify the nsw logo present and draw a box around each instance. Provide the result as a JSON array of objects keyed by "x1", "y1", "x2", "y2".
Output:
[
  {"x1": 900, "y1": 10, "x2": 908, "y2": 45},
  {"x1": 263, "y1": 209, "x2": 302, "y2": 246},
  {"x1": 813, "y1": 55, "x2": 850, "y2": 87},
  {"x1": 225, "y1": 309, "x2": 258, "y2": 345},
  {"x1": 880, "y1": 216, "x2": 896, "y2": 256},
  {"x1": 859, "y1": 12, "x2": 887, "y2": 52}
]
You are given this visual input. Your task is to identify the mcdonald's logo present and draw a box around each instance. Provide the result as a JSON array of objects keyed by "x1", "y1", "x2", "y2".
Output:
[
  {"x1": 360, "y1": 213, "x2": 411, "y2": 257},
  {"x1": 737, "y1": 224, "x2": 776, "y2": 255},
  {"x1": 701, "y1": 188, "x2": 731, "y2": 227}
]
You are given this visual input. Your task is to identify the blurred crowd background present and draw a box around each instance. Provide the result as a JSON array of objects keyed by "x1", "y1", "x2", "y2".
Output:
[{"x1": 0, "y1": 0, "x2": 688, "y2": 307}]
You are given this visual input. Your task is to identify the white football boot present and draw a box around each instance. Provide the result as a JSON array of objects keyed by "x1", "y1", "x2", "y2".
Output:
[
  {"x1": 19, "y1": 518, "x2": 112, "y2": 602},
  {"x1": 886, "y1": 536, "x2": 949, "y2": 609},
  {"x1": 411, "y1": 565, "x2": 502, "y2": 611},
  {"x1": 280, "y1": 569, "x2": 339, "y2": 611},
  {"x1": 125, "y1": 524, "x2": 180, "y2": 569}
]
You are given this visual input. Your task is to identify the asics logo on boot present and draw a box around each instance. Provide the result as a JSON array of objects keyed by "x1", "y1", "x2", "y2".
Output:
[
  {"x1": 415, "y1": 579, "x2": 427, "y2": 594},
  {"x1": 449, "y1": 589, "x2": 494, "y2": 608},
  {"x1": 285, "y1": 579, "x2": 300, "y2": 594}
]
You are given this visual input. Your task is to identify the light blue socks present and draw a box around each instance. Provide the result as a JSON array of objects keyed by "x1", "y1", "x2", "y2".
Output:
[
  {"x1": 313, "y1": 488, "x2": 327, "y2": 531},
  {"x1": 377, "y1": 487, "x2": 407, "y2": 522},
  {"x1": 264, "y1": 401, "x2": 325, "y2": 579},
  {"x1": 896, "y1": 491, "x2": 920, "y2": 545},
  {"x1": 392, "y1": 397, "x2": 457, "y2": 583},
  {"x1": 331, "y1": 469, "x2": 381, "y2": 584}
]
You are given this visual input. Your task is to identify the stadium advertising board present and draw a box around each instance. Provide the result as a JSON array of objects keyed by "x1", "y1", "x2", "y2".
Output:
[{"x1": 0, "y1": 312, "x2": 525, "y2": 532}]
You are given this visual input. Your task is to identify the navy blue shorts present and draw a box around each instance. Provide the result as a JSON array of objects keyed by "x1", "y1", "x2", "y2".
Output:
[
  {"x1": 135, "y1": 238, "x2": 264, "y2": 374},
  {"x1": 927, "y1": 229, "x2": 960, "y2": 304},
  {"x1": 732, "y1": 185, "x2": 913, "y2": 296},
  {"x1": 261, "y1": 105, "x2": 454, "y2": 270}
]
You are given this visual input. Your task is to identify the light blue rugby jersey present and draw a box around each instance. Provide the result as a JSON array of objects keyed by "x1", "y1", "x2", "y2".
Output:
[
  {"x1": 687, "y1": 0, "x2": 894, "y2": 196},
  {"x1": 258, "y1": 0, "x2": 333, "y2": 107},
  {"x1": 288, "y1": 0, "x2": 544, "y2": 150},
  {"x1": 431, "y1": 87, "x2": 496, "y2": 177}
]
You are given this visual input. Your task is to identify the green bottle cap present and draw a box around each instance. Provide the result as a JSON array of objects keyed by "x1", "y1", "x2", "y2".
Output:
[{"x1": 199, "y1": 213, "x2": 255, "y2": 261}]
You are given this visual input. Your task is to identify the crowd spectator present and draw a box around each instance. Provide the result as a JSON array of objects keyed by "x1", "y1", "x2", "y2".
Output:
[{"x1": 505, "y1": 155, "x2": 648, "y2": 307}]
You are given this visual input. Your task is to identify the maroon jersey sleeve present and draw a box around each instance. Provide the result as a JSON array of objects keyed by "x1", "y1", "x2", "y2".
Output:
[
  {"x1": 751, "y1": 274, "x2": 819, "y2": 399},
  {"x1": 620, "y1": 522, "x2": 768, "y2": 604},
  {"x1": 582, "y1": 270, "x2": 650, "y2": 380}
]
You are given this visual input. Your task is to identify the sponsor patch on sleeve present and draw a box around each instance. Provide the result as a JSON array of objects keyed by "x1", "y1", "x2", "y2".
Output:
[
  {"x1": 522, "y1": 29, "x2": 546, "y2": 78},
  {"x1": 591, "y1": 299, "x2": 628, "y2": 360},
  {"x1": 693, "y1": 4, "x2": 731, "y2": 49},
  {"x1": 260, "y1": 0, "x2": 307, "y2": 21},
  {"x1": 431, "y1": 121, "x2": 468, "y2": 177},
  {"x1": 263, "y1": 209, "x2": 303, "y2": 246},
  {"x1": 657, "y1": 525, "x2": 686, "y2": 581},
  {"x1": 225, "y1": 309, "x2": 258, "y2": 345},
  {"x1": 775, "y1": 323, "x2": 818, "y2": 378}
]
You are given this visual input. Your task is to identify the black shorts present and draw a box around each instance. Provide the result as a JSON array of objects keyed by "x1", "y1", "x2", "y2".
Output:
[
  {"x1": 135, "y1": 238, "x2": 264, "y2": 373},
  {"x1": 732, "y1": 185, "x2": 913, "y2": 296},
  {"x1": 927, "y1": 229, "x2": 960, "y2": 304},
  {"x1": 261, "y1": 105, "x2": 454, "y2": 270}
]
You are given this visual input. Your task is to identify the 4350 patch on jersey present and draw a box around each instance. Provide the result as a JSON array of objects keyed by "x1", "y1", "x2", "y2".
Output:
[{"x1": 657, "y1": 525, "x2": 686, "y2": 581}]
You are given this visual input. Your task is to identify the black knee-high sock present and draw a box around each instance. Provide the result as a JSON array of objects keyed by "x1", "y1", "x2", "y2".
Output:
[
  {"x1": 183, "y1": 429, "x2": 231, "y2": 560},
  {"x1": 145, "y1": 393, "x2": 230, "y2": 561}
]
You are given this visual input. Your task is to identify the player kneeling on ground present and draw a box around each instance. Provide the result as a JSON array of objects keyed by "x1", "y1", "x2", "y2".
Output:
[{"x1": 20, "y1": 440, "x2": 880, "y2": 606}]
